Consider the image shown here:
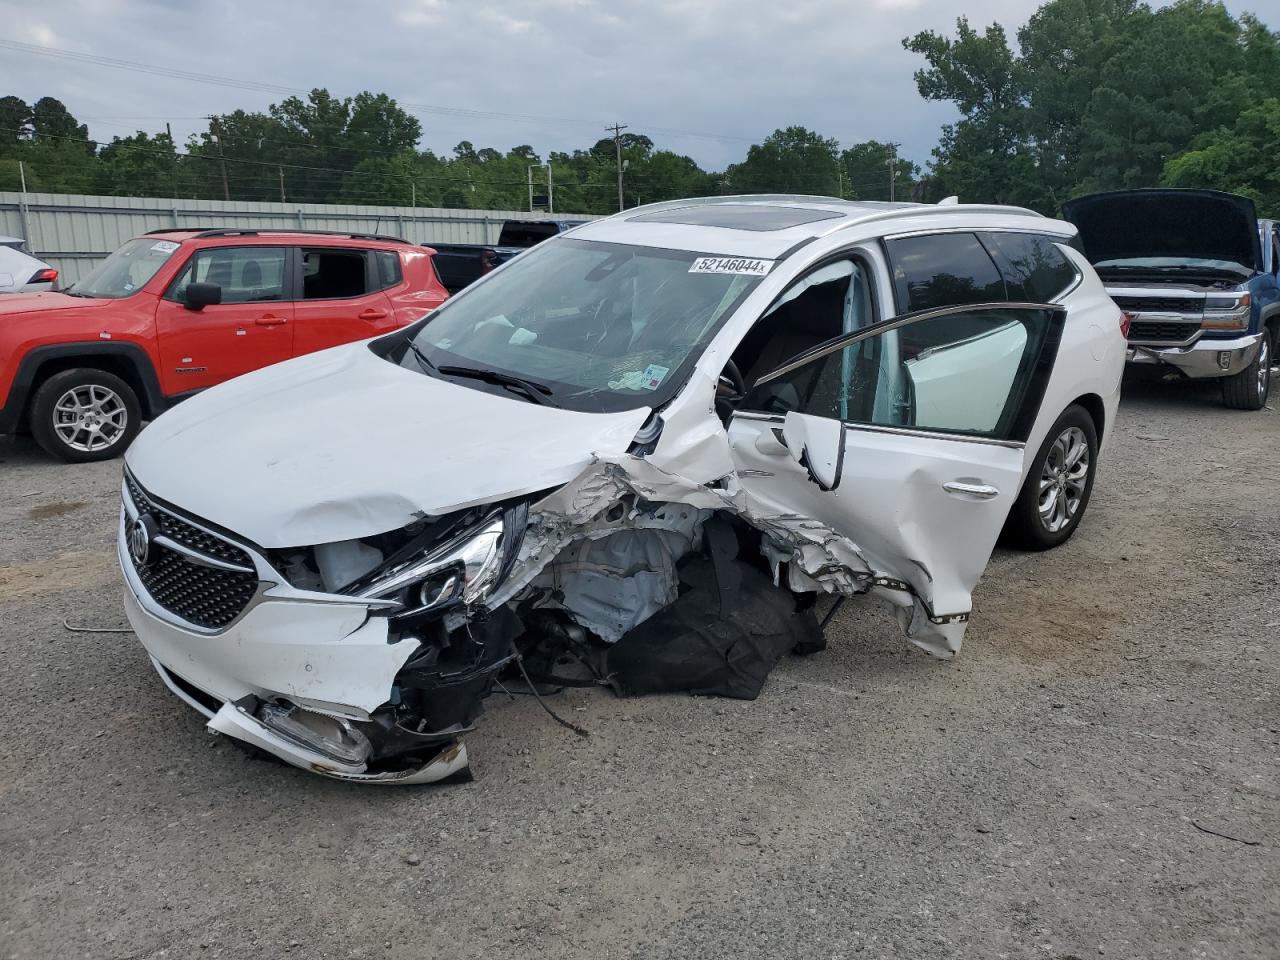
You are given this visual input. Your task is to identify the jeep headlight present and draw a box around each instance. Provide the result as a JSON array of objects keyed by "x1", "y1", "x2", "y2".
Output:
[{"x1": 352, "y1": 512, "x2": 513, "y2": 614}]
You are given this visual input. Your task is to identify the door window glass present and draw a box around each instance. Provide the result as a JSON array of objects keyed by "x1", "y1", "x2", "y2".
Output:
[
  {"x1": 885, "y1": 233, "x2": 1005, "y2": 312},
  {"x1": 982, "y1": 233, "x2": 1077, "y2": 302},
  {"x1": 731, "y1": 258, "x2": 874, "y2": 409},
  {"x1": 302, "y1": 249, "x2": 369, "y2": 299},
  {"x1": 166, "y1": 246, "x2": 287, "y2": 303},
  {"x1": 743, "y1": 306, "x2": 1057, "y2": 441}
]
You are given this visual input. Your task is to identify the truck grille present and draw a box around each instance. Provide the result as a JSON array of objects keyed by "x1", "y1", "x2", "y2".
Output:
[
  {"x1": 124, "y1": 474, "x2": 260, "y2": 630},
  {"x1": 1112, "y1": 295, "x2": 1202, "y2": 314},
  {"x1": 1128, "y1": 320, "x2": 1201, "y2": 345}
]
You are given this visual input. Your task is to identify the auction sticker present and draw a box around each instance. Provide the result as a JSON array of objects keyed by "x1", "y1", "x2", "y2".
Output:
[
  {"x1": 151, "y1": 240, "x2": 180, "y2": 254},
  {"x1": 688, "y1": 256, "x2": 773, "y2": 277}
]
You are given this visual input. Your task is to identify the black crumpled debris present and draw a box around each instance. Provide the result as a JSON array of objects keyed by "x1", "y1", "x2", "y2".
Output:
[{"x1": 604, "y1": 545, "x2": 825, "y2": 701}]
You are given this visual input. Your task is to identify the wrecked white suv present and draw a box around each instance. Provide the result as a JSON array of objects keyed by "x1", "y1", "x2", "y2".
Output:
[{"x1": 119, "y1": 196, "x2": 1125, "y2": 783}]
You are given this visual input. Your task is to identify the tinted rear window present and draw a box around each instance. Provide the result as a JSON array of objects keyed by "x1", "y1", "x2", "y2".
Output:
[
  {"x1": 885, "y1": 232, "x2": 1006, "y2": 312},
  {"x1": 982, "y1": 233, "x2": 1077, "y2": 302}
]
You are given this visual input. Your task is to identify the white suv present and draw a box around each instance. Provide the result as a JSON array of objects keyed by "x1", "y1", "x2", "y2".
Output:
[{"x1": 119, "y1": 195, "x2": 1126, "y2": 783}]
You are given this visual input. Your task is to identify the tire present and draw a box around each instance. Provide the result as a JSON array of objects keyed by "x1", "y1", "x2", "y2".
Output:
[
  {"x1": 1003, "y1": 404, "x2": 1099, "y2": 551},
  {"x1": 30, "y1": 368, "x2": 141, "y2": 463},
  {"x1": 1221, "y1": 328, "x2": 1272, "y2": 411}
]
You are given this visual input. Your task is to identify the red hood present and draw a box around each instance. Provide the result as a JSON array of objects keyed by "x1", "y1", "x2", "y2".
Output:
[{"x1": 0, "y1": 291, "x2": 115, "y2": 317}]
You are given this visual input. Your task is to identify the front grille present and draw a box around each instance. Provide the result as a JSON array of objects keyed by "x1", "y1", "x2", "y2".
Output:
[
  {"x1": 1128, "y1": 320, "x2": 1200, "y2": 345},
  {"x1": 125, "y1": 475, "x2": 259, "y2": 630},
  {"x1": 1113, "y1": 295, "x2": 1202, "y2": 314}
]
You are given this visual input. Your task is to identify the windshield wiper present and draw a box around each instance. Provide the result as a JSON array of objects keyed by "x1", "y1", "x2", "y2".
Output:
[
  {"x1": 405, "y1": 339, "x2": 437, "y2": 373},
  {"x1": 436, "y1": 364, "x2": 559, "y2": 407}
]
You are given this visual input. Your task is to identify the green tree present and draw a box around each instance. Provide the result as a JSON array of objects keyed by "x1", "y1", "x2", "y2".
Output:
[
  {"x1": 0, "y1": 96, "x2": 31, "y2": 146},
  {"x1": 840, "y1": 140, "x2": 917, "y2": 200},
  {"x1": 1162, "y1": 98, "x2": 1280, "y2": 211},
  {"x1": 724, "y1": 126, "x2": 840, "y2": 195},
  {"x1": 97, "y1": 131, "x2": 180, "y2": 198}
]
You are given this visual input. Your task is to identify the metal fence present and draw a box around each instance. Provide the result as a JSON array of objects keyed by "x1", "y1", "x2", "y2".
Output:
[{"x1": 0, "y1": 192, "x2": 597, "y2": 284}]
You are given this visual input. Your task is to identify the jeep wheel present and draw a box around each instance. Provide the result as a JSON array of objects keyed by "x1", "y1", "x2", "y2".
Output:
[
  {"x1": 30, "y1": 368, "x2": 141, "y2": 463},
  {"x1": 1002, "y1": 404, "x2": 1098, "y2": 551},
  {"x1": 1221, "y1": 330, "x2": 1271, "y2": 411}
]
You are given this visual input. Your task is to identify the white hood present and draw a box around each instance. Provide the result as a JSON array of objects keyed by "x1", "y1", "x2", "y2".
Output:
[{"x1": 126, "y1": 342, "x2": 651, "y2": 547}]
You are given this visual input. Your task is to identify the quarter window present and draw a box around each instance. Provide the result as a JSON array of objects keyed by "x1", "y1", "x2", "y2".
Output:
[
  {"x1": 982, "y1": 233, "x2": 1077, "y2": 302},
  {"x1": 302, "y1": 248, "x2": 369, "y2": 299},
  {"x1": 166, "y1": 246, "x2": 287, "y2": 304},
  {"x1": 375, "y1": 250, "x2": 403, "y2": 290},
  {"x1": 885, "y1": 233, "x2": 1005, "y2": 312}
]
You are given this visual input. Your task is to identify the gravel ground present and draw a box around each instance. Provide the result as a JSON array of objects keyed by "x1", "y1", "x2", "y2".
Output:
[{"x1": 1, "y1": 373, "x2": 1276, "y2": 960}]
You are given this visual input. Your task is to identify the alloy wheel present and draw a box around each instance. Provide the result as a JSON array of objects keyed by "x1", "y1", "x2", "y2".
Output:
[
  {"x1": 1038, "y1": 425, "x2": 1090, "y2": 534},
  {"x1": 52, "y1": 384, "x2": 129, "y2": 453},
  {"x1": 1256, "y1": 334, "x2": 1270, "y2": 404}
]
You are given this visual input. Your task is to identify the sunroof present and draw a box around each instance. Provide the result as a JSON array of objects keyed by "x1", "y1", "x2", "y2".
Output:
[{"x1": 629, "y1": 203, "x2": 844, "y2": 232}]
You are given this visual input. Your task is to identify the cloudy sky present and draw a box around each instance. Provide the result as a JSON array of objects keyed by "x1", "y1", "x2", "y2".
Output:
[{"x1": 0, "y1": 0, "x2": 1275, "y2": 173}]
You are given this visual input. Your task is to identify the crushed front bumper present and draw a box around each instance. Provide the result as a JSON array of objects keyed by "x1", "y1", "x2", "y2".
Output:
[
  {"x1": 118, "y1": 505, "x2": 468, "y2": 785},
  {"x1": 1126, "y1": 332, "x2": 1263, "y2": 379}
]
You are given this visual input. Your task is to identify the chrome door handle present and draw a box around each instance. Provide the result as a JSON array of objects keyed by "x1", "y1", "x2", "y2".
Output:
[{"x1": 943, "y1": 480, "x2": 1000, "y2": 499}]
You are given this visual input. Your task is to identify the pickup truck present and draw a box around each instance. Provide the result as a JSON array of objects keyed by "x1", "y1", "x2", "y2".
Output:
[
  {"x1": 1063, "y1": 189, "x2": 1278, "y2": 409},
  {"x1": 0, "y1": 228, "x2": 448, "y2": 462},
  {"x1": 428, "y1": 218, "x2": 587, "y2": 293}
]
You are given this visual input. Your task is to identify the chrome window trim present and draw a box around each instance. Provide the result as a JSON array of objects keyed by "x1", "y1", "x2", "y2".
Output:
[{"x1": 731, "y1": 410, "x2": 1025, "y2": 450}]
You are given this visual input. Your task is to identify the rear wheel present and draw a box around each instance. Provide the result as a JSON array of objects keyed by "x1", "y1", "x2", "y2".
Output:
[
  {"x1": 1221, "y1": 329, "x2": 1271, "y2": 410},
  {"x1": 1003, "y1": 404, "x2": 1098, "y2": 551},
  {"x1": 30, "y1": 368, "x2": 141, "y2": 463}
]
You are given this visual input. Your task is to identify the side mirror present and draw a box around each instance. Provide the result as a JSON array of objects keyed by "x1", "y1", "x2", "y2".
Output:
[
  {"x1": 184, "y1": 281, "x2": 222, "y2": 311},
  {"x1": 781, "y1": 412, "x2": 846, "y2": 491}
]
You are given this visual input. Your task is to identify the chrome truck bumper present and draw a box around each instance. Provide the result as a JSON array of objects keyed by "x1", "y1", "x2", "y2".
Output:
[{"x1": 1126, "y1": 333, "x2": 1263, "y2": 379}]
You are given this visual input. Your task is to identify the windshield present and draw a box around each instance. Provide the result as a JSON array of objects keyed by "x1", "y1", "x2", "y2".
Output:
[
  {"x1": 69, "y1": 238, "x2": 181, "y2": 299},
  {"x1": 393, "y1": 238, "x2": 765, "y2": 412}
]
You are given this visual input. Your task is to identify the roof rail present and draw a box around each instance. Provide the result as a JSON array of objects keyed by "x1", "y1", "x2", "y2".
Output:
[{"x1": 144, "y1": 227, "x2": 408, "y2": 243}]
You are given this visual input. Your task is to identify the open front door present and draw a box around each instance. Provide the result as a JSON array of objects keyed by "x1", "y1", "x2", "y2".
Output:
[{"x1": 727, "y1": 302, "x2": 1065, "y2": 656}]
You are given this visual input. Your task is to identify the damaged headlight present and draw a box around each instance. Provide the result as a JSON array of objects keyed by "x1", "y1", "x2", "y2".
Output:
[{"x1": 349, "y1": 504, "x2": 526, "y2": 616}]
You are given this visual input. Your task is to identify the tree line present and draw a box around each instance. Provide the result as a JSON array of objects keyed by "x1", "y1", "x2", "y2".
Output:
[{"x1": 0, "y1": 0, "x2": 1276, "y2": 216}]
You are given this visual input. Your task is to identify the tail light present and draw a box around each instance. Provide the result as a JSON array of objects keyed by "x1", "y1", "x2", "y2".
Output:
[
  {"x1": 28, "y1": 267, "x2": 58, "y2": 285},
  {"x1": 1118, "y1": 310, "x2": 1133, "y2": 339}
]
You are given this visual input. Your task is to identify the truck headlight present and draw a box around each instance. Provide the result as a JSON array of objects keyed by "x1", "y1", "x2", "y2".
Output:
[
  {"x1": 353, "y1": 513, "x2": 510, "y2": 613},
  {"x1": 1202, "y1": 293, "x2": 1250, "y2": 331}
]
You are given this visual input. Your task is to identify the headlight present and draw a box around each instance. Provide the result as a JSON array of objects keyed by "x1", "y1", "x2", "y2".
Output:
[
  {"x1": 353, "y1": 513, "x2": 509, "y2": 613},
  {"x1": 1202, "y1": 293, "x2": 1251, "y2": 331}
]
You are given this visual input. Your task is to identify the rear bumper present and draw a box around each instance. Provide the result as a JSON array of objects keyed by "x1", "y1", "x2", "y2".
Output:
[{"x1": 1126, "y1": 333, "x2": 1263, "y2": 379}]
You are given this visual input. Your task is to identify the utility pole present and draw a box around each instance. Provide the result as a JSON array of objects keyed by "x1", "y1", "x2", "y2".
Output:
[
  {"x1": 887, "y1": 142, "x2": 900, "y2": 202},
  {"x1": 278, "y1": 165, "x2": 286, "y2": 203},
  {"x1": 207, "y1": 115, "x2": 230, "y2": 201},
  {"x1": 606, "y1": 122, "x2": 627, "y2": 211},
  {"x1": 165, "y1": 122, "x2": 178, "y2": 197},
  {"x1": 547, "y1": 162, "x2": 554, "y2": 214}
]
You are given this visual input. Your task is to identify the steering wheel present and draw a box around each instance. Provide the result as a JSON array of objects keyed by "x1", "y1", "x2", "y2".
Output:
[{"x1": 720, "y1": 358, "x2": 747, "y2": 398}]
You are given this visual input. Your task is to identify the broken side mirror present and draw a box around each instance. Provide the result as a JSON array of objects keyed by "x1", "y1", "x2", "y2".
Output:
[
  {"x1": 781, "y1": 412, "x2": 846, "y2": 491},
  {"x1": 184, "y1": 281, "x2": 222, "y2": 311}
]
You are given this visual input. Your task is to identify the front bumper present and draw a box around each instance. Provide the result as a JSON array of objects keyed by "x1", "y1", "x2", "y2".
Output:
[
  {"x1": 118, "y1": 506, "x2": 468, "y2": 784},
  {"x1": 1126, "y1": 332, "x2": 1263, "y2": 379}
]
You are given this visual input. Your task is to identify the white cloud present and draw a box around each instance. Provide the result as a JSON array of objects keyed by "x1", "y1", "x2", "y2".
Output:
[{"x1": 0, "y1": 0, "x2": 1070, "y2": 170}]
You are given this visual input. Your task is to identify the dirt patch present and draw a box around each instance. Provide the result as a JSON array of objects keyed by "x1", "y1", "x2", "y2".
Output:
[
  {"x1": 0, "y1": 549, "x2": 117, "y2": 602},
  {"x1": 27, "y1": 501, "x2": 88, "y2": 521}
]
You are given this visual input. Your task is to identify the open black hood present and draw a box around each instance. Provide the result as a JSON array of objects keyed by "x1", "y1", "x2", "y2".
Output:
[{"x1": 1062, "y1": 189, "x2": 1261, "y2": 272}]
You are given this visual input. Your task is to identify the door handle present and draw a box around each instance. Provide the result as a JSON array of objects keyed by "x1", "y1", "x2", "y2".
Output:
[
  {"x1": 358, "y1": 308, "x2": 389, "y2": 321},
  {"x1": 255, "y1": 314, "x2": 288, "y2": 326},
  {"x1": 943, "y1": 480, "x2": 1000, "y2": 500}
]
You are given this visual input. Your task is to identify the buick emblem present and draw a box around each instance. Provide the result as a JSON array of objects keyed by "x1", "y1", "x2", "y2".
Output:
[{"x1": 129, "y1": 513, "x2": 158, "y2": 566}]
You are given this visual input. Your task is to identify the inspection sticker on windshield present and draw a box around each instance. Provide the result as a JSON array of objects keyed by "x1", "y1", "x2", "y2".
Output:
[
  {"x1": 641, "y1": 364, "x2": 669, "y2": 390},
  {"x1": 688, "y1": 256, "x2": 773, "y2": 277},
  {"x1": 150, "y1": 240, "x2": 179, "y2": 254}
]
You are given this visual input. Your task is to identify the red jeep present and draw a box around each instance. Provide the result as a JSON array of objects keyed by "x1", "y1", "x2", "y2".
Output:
[{"x1": 0, "y1": 229, "x2": 449, "y2": 462}]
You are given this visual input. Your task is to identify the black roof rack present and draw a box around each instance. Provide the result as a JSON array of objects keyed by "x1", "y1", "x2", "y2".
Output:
[{"x1": 143, "y1": 228, "x2": 408, "y2": 243}]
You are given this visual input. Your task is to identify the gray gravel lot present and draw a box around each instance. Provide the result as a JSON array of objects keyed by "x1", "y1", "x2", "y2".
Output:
[{"x1": 1, "y1": 373, "x2": 1277, "y2": 960}]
